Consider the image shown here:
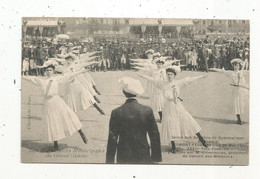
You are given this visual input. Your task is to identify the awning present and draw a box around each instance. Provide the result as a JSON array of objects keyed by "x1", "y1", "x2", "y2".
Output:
[
  {"x1": 161, "y1": 19, "x2": 193, "y2": 26},
  {"x1": 129, "y1": 18, "x2": 193, "y2": 26},
  {"x1": 129, "y1": 19, "x2": 159, "y2": 26},
  {"x1": 26, "y1": 20, "x2": 58, "y2": 27}
]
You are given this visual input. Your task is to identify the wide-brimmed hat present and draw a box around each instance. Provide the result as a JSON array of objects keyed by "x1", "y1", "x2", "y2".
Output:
[
  {"x1": 145, "y1": 49, "x2": 154, "y2": 55},
  {"x1": 166, "y1": 65, "x2": 181, "y2": 74},
  {"x1": 230, "y1": 58, "x2": 243, "y2": 65}
]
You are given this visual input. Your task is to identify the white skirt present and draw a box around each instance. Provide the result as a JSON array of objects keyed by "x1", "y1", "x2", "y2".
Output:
[
  {"x1": 64, "y1": 80, "x2": 96, "y2": 112},
  {"x1": 83, "y1": 73, "x2": 96, "y2": 85},
  {"x1": 76, "y1": 74, "x2": 97, "y2": 96},
  {"x1": 150, "y1": 86, "x2": 164, "y2": 112},
  {"x1": 43, "y1": 95, "x2": 82, "y2": 142},
  {"x1": 232, "y1": 86, "x2": 249, "y2": 115},
  {"x1": 161, "y1": 100, "x2": 201, "y2": 145}
]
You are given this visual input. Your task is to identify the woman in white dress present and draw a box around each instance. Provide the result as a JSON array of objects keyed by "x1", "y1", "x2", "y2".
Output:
[
  {"x1": 210, "y1": 58, "x2": 249, "y2": 125},
  {"x1": 83, "y1": 71, "x2": 101, "y2": 95},
  {"x1": 22, "y1": 64, "x2": 88, "y2": 151},
  {"x1": 144, "y1": 49, "x2": 155, "y2": 96},
  {"x1": 150, "y1": 58, "x2": 167, "y2": 123},
  {"x1": 139, "y1": 66, "x2": 208, "y2": 153},
  {"x1": 64, "y1": 64, "x2": 105, "y2": 114},
  {"x1": 191, "y1": 48, "x2": 198, "y2": 71},
  {"x1": 22, "y1": 58, "x2": 29, "y2": 76}
]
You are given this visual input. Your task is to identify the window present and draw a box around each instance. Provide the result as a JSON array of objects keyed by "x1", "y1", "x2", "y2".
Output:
[
  {"x1": 211, "y1": 20, "x2": 214, "y2": 25},
  {"x1": 233, "y1": 20, "x2": 236, "y2": 24},
  {"x1": 203, "y1": 20, "x2": 206, "y2": 25},
  {"x1": 219, "y1": 20, "x2": 222, "y2": 23},
  {"x1": 242, "y1": 20, "x2": 245, "y2": 24}
]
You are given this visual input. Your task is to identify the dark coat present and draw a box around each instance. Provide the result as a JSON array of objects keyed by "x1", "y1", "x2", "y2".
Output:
[{"x1": 106, "y1": 99, "x2": 162, "y2": 164}]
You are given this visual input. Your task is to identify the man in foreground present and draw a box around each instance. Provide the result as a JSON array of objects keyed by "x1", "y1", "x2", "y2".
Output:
[{"x1": 106, "y1": 77, "x2": 162, "y2": 164}]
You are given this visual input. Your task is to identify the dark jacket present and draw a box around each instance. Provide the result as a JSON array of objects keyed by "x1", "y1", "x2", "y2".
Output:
[{"x1": 106, "y1": 98, "x2": 162, "y2": 164}]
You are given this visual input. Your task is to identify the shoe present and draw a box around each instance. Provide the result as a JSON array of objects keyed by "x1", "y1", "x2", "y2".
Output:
[
  {"x1": 201, "y1": 140, "x2": 208, "y2": 148},
  {"x1": 79, "y1": 131, "x2": 88, "y2": 144},
  {"x1": 100, "y1": 110, "x2": 105, "y2": 115},
  {"x1": 237, "y1": 120, "x2": 242, "y2": 125},
  {"x1": 94, "y1": 96, "x2": 101, "y2": 103},
  {"x1": 170, "y1": 149, "x2": 176, "y2": 153},
  {"x1": 171, "y1": 141, "x2": 176, "y2": 153},
  {"x1": 81, "y1": 135, "x2": 88, "y2": 144},
  {"x1": 53, "y1": 142, "x2": 59, "y2": 151}
]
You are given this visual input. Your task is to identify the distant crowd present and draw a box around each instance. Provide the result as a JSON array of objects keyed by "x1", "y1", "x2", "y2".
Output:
[{"x1": 22, "y1": 35, "x2": 250, "y2": 75}]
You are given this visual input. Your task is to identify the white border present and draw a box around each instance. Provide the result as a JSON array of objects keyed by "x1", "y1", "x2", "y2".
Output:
[{"x1": 0, "y1": 0, "x2": 260, "y2": 178}]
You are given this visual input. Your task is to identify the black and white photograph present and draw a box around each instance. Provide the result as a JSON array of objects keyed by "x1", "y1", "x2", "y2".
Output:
[
  {"x1": 2, "y1": 0, "x2": 260, "y2": 178},
  {"x1": 21, "y1": 17, "x2": 250, "y2": 165}
]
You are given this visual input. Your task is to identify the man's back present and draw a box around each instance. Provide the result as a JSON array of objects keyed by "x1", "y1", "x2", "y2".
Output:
[{"x1": 106, "y1": 98, "x2": 162, "y2": 164}]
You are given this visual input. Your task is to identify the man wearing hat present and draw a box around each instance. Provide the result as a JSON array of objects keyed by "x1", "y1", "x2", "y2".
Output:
[{"x1": 106, "y1": 77, "x2": 162, "y2": 164}]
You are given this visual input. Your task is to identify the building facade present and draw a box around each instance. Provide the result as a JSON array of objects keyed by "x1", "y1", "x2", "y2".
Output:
[{"x1": 193, "y1": 19, "x2": 250, "y2": 35}]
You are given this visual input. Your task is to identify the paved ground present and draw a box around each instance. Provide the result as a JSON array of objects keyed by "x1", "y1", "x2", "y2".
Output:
[{"x1": 21, "y1": 70, "x2": 249, "y2": 165}]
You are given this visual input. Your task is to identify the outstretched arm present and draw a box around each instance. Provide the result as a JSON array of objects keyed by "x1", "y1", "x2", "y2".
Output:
[
  {"x1": 132, "y1": 66, "x2": 153, "y2": 73},
  {"x1": 179, "y1": 75, "x2": 208, "y2": 88},
  {"x1": 139, "y1": 74, "x2": 164, "y2": 88},
  {"x1": 61, "y1": 68, "x2": 88, "y2": 82}
]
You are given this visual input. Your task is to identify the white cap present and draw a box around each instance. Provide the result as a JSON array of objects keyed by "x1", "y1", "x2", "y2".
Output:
[{"x1": 118, "y1": 77, "x2": 144, "y2": 95}]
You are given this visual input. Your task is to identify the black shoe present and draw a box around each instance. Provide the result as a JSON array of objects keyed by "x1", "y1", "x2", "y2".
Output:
[
  {"x1": 94, "y1": 96, "x2": 101, "y2": 103},
  {"x1": 170, "y1": 149, "x2": 176, "y2": 153},
  {"x1": 100, "y1": 110, "x2": 105, "y2": 115},
  {"x1": 53, "y1": 141, "x2": 59, "y2": 151},
  {"x1": 81, "y1": 134, "x2": 88, "y2": 144},
  {"x1": 171, "y1": 141, "x2": 176, "y2": 153},
  {"x1": 93, "y1": 85, "x2": 101, "y2": 95},
  {"x1": 201, "y1": 140, "x2": 208, "y2": 148},
  {"x1": 237, "y1": 120, "x2": 243, "y2": 125},
  {"x1": 78, "y1": 130, "x2": 88, "y2": 144}
]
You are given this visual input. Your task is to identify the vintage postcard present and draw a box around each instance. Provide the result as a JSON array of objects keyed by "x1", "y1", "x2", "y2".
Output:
[{"x1": 21, "y1": 17, "x2": 249, "y2": 165}]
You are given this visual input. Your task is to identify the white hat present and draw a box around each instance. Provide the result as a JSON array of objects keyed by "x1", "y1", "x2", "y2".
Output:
[
  {"x1": 145, "y1": 49, "x2": 154, "y2": 55},
  {"x1": 68, "y1": 42, "x2": 74, "y2": 47},
  {"x1": 118, "y1": 77, "x2": 144, "y2": 95},
  {"x1": 153, "y1": 52, "x2": 161, "y2": 58},
  {"x1": 230, "y1": 58, "x2": 243, "y2": 65},
  {"x1": 166, "y1": 65, "x2": 181, "y2": 73},
  {"x1": 72, "y1": 50, "x2": 80, "y2": 54},
  {"x1": 154, "y1": 57, "x2": 166, "y2": 64}
]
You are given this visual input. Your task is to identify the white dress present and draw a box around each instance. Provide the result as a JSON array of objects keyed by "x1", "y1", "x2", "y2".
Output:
[
  {"x1": 144, "y1": 59, "x2": 157, "y2": 97},
  {"x1": 62, "y1": 64, "x2": 96, "y2": 112},
  {"x1": 84, "y1": 72, "x2": 96, "y2": 86},
  {"x1": 150, "y1": 69, "x2": 166, "y2": 112},
  {"x1": 218, "y1": 69, "x2": 249, "y2": 115},
  {"x1": 64, "y1": 77, "x2": 96, "y2": 112},
  {"x1": 151, "y1": 76, "x2": 203, "y2": 145},
  {"x1": 24, "y1": 75, "x2": 82, "y2": 142},
  {"x1": 22, "y1": 58, "x2": 29, "y2": 72},
  {"x1": 229, "y1": 71, "x2": 248, "y2": 114}
]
